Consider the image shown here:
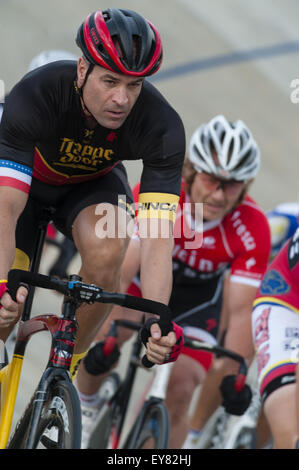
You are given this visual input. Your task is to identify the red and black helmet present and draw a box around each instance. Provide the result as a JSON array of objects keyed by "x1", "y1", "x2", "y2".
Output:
[{"x1": 76, "y1": 8, "x2": 163, "y2": 77}]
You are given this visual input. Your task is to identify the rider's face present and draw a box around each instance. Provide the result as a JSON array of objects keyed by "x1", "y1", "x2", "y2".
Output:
[
  {"x1": 190, "y1": 172, "x2": 247, "y2": 221},
  {"x1": 77, "y1": 58, "x2": 144, "y2": 129}
]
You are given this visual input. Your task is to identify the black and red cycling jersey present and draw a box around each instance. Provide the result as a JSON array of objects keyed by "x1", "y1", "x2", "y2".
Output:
[{"x1": 0, "y1": 61, "x2": 185, "y2": 215}]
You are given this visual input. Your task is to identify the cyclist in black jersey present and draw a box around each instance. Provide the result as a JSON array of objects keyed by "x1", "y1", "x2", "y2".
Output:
[{"x1": 0, "y1": 9, "x2": 186, "y2": 375}]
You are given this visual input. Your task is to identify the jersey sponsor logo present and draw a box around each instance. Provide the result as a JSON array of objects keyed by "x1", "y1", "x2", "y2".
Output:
[
  {"x1": 83, "y1": 129, "x2": 95, "y2": 142},
  {"x1": 107, "y1": 132, "x2": 117, "y2": 142},
  {"x1": 206, "y1": 318, "x2": 217, "y2": 332},
  {"x1": 254, "y1": 307, "x2": 270, "y2": 349},
  {"x1": 137, "y1": 193, "x2": 179, "y2": 223},
  {"x1": 257, "y1": 344, "x2": 270, "y2": 376},
  {"x1": 230, "y1": 210, "x2": 256, "y2": 251},
  {"x1": 245, "y1": 257, "x2": 256, "y2": 270},
  {"x1": 254, "y1": 306, "x2": 271, "y2": 375},
  {"x1": 260, "y1": 269, "x2": 290, "y2": 295},
  {"x1": 138, "y1": 201, "x2": 177, "y2": 212},
  {"x1": 57, "y1": 137, "x2": 115, "y2": 171},
  {"x1": 172, "y1": 245, "x2": 227, "y2": 274},
  {"x1": 202, "y1": 236, "x2": 216, "y2": 249},
  {"x1": 288, "y1": 228, "x2": 299, "y2": 269},
  {"x1": 281, "y1": 375, "x2": 296, "y2": 385},
  {"x1": 286, "y1": 327, "x2": 299, "y2": 339}
]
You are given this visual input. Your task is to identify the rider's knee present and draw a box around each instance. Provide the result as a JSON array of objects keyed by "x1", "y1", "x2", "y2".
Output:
[
  {"x1": 80, "y1": 237, "x2": 129, "y2": 288},
  {"x1": 166, "y1": 360, "x2": 199, "y2": 410}
]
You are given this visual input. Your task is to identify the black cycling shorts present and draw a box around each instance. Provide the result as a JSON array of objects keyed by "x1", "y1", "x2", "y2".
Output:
[
  {"x1": 15, "y1": 162, "x2": 134, "y2": 266},
  {"x1": 170, "y1": 274, "x2": 224, "y2": 342}
]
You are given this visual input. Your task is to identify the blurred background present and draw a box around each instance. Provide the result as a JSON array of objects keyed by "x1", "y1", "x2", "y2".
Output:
[{"x1": 1, "y1": 0, "x2": 299, "y2": 439}]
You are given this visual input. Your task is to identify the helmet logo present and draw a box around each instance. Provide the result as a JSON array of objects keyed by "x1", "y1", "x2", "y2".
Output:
[
  {"x1": 90, "y1": 27, "x2": 100, "y2": 45},
  {"x1": 218, "y1": 168, "x2": 230, "y2": 179}
]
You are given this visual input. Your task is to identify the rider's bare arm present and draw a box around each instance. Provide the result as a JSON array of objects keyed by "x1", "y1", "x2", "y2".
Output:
[
  {"x1": 119, "y1": 237, "x2": 141, "y2": 294},
  {"x1": 0, "y1": 186, "x2": 28, "y2": 275},
  {"x1": 224, "y1": 280, "x2": 258, "y2": 371},
  {"x1": 138, "y1": 218, "x2": 177, "y2": 360},
  {"x1": 139, "y1": 219, "x2": 174, "y2": 305},
  {"x1": 0, "y1": 186, "x2": 28, "y2": 334}
]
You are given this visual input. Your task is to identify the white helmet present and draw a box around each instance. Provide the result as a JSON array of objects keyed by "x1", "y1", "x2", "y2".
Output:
[
  {"x1": 188, "y1": 115, "x2": 260, "y2": 181},
  {"x1": 28, "y1": 50, "x2": 78, "y2": 72}
]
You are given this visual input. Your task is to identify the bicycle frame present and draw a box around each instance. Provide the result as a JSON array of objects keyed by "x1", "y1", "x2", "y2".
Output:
[
  {"x1": 1, "y1": 269, "x2": 174, "y2": 449},
  {"x1": 0, "y1": 307, "x2": 78, "y2": 449},
  {"x1": 105, "y1": 319, "x2": 146, "y2": 449},
  {"x1": 0, "y1": 216, "x2": 51, "y2": 449}
]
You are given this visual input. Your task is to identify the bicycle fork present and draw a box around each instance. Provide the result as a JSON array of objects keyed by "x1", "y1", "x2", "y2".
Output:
[
  {"x1": 21, "y1": 299, "x2": 79, "y2": 449},
  {"x1": 125, "y1": 362, "x2": 173, "y2": 449},
  {"x1": 145, "y1": 362, "x2": 174, "y2": 401}
]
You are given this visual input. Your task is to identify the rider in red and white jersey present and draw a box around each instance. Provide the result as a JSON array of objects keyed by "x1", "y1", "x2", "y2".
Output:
[
  {"x1": 77, "y1": 114, "x2": 271, "y2": 448},
  {"x1": 252, "y1": 227, "x2": 299, "y2": 448}
]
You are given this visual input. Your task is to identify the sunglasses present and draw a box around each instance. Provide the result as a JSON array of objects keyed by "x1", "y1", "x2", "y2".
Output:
[{"x1": 198, "y1": 173, "x2": 245, "y2": 195}]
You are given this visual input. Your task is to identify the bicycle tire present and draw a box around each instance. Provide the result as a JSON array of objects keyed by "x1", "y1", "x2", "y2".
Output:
[
  {"x1": 8, "y1": 378, "x2": 81, "y2": 449},
  {"x1": 126, "y1": 401, "x2": 169, "y2": 449}
]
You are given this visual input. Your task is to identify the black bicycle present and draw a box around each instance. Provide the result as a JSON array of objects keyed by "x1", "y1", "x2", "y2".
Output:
[{"x1": 86, "y1": 318, "x2": 249, "y2": 450}]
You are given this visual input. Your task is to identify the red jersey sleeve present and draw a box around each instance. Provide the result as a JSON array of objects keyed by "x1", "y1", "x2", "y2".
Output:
[{"x1": 229, "y1": 197, "x2": 271, "y2": 287}]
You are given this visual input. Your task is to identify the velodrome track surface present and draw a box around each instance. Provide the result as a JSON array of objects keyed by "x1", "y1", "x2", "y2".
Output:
[{"x1": 2, "y1": 0, "x2": 299, "y2": 444}]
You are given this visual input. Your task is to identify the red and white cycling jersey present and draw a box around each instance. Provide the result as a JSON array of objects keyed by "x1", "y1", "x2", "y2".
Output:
[
  {"x1": 133, "y1": 180, "x2": 271, "y2": 287},
  {"x1": 131, "y1": 180, "x2": 270, "y2": 370}
]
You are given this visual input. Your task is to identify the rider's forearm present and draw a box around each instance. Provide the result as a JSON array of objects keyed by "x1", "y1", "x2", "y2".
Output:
[
  {"x1": 139, "y1": 235, "x2": 173, "y2": 305},
  {"x1": 224, "y1": 308, "x2": 255, "y2": 374},
  {"x1": 0, "y1": 187, "x2": 28, "y2": 279},
  {"x1": 0, "y1": 211, "x2": 18, "y2": 279}
]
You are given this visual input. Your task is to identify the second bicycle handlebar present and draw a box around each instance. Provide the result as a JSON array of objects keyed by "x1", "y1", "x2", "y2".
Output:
[{"x1": 105, "y1": 319, "x2": 248, "y2": 392}]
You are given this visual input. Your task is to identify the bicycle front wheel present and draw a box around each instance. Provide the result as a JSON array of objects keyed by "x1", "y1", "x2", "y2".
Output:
[
  {"x1": 9, "y1": 377, "x2": 81, "y2": 449},
  {"x1": 34, "y1": 378, "x2": 81, "y2": 449},
  {"x1": 127, "y1": 401, "x2": 169, "y2": 449}
]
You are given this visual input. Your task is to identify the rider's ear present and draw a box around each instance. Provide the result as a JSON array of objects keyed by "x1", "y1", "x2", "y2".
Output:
[{"x1": 77, "y1": 57, "x2": 89, "y2": 87}]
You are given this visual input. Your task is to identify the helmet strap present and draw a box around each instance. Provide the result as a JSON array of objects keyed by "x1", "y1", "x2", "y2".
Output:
[{"x1": 77, "y1": 62, "x2": 97, "y2": 122}]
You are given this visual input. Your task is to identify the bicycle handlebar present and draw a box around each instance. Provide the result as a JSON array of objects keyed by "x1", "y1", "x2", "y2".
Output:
[
  {"x1": 183, "y1": 337, "x2": 247, "y2": 390},
  {"x1": 7, "y1": 270, "x2": 248, "y2": 385},
  {"x1": 104, "y1": 319, "x2": 248, "y2": 391},
  {"x1": 7, "y1": 269, "x2": 172, "y2": 322}
]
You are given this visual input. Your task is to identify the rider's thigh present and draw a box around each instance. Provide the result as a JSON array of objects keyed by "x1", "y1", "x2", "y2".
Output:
[
  {"x1": 73, "y1": 204, "x2": 130, "y2": 287},
  {"x1": 263, "y1": 383, "x2": 297, "y2": 449}
]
